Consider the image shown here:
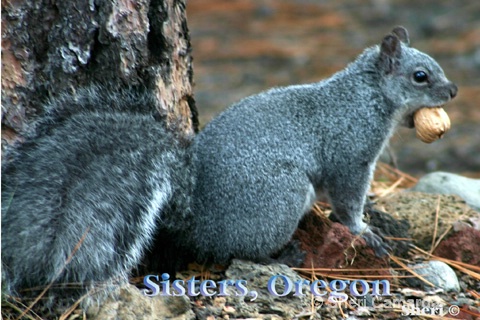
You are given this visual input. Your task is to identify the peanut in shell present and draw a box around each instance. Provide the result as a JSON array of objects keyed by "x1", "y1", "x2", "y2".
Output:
[{"x1": 413, "y1": 107, "x2": 451, "y2": 143}]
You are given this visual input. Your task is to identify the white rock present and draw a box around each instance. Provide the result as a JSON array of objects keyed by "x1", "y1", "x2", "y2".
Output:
[
  {"x1": 408, "y1": 260, "x2": 460, "y2": 292},
  {"x1": 411, "y1": 172, "x2": 480, "y2": 211}
]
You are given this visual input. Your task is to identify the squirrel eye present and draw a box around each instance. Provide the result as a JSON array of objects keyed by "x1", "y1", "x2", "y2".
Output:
[{"x1": 413, "y1": 71, "x2": 428, "y2": 83}]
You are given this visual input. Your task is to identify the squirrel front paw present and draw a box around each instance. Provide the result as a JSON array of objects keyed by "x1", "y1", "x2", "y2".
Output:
[{"x1": 362, "y1": 226, "x2": 391, "y2": 257}]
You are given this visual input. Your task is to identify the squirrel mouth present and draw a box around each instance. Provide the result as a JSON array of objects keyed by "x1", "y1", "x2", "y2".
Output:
[
  {"x1": 404, "y1": 105, "x2": 444, "y2": 129},
  {"x1": 404, "y1": 112, "x2": 416, "y2": 128}
]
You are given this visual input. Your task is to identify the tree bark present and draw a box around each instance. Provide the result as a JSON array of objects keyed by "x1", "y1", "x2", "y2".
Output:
[{"x1": 1, "y1": 0, "x2": 198, "y2": 148}]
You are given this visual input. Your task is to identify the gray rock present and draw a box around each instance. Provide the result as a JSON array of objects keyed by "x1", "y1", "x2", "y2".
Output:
[
  {"x1": 411, "y1": 172, "x2": 480, "y2": 211},
  {"x1": 87, "y1": 284, "x2": 194, "y2": 320},
  {"x1": 224, "y1": 259, "x2": 313, "y2": 318},
  {"x1": 407, "y1": 260, "x2": 460, "y2": 292}
]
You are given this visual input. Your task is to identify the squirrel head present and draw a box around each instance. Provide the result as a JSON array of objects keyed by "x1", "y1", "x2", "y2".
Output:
[{"x1": 376, "y1": 26, "x2": 457, "y2": 128}]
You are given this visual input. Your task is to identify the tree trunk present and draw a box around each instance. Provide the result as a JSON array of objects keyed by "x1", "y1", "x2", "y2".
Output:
[{"x1": 1, "y1": 0, "x2": 198, "y2": 149}]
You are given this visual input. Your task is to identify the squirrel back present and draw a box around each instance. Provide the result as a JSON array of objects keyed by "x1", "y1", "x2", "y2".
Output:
[
  {"x1": 1, "y1": 86, "x2": 194, "y2": 305},
  {"x1": 189, "y1": 26, "x2": 457, "y2": 264}
]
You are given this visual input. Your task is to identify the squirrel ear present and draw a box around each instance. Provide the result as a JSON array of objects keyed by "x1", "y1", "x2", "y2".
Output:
[
  {"x1": 379, "y1": 34, "x2": 402, "y2": 73},
  {"x1": 380, "y1": 34, "x2": 401, "y2": 58},
  {"x1": 391, "y1": 26, "x2": 410, "y2": 46}
]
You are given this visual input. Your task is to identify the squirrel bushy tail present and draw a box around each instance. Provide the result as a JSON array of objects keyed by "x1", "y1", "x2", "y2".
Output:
[{"x1": 1, "y1": 86, "x2": 194, "y2": 306}]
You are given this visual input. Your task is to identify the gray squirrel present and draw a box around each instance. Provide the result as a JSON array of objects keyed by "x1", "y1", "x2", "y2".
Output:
[
  {"x1": 1, "y1": 86, "x2": 194, "y2": 305},
  {"x1": 188, "y1": 26, "x2": 457, "y2": 263},
  {"x1": 1, "y1": 26, "x2": 457, "y2": 305}
]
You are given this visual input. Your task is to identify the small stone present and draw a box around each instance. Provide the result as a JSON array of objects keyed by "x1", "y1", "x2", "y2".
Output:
[
  {"x1": 407, "y1": 260, "x2": 460, "y2": 292},
  {"x1": 353, "y1": 306, "x2": 371, "y2": 316},
  {"x1": 400, "y1": 288, "x2": 426, "y2": 298},
  {"x1": 213, "y1": 297, "x2": 226, "y2": 308},
  {"x1": 223, "y1": 306, "x2": 236, "y2": 314}
]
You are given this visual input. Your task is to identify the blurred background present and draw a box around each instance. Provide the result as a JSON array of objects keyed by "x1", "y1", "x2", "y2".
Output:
[{"x1": 187, "y1": 0, "x2": 480, "y2": 177}]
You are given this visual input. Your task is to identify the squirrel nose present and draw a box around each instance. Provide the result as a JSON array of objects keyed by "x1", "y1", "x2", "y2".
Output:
[{"x1": 449, "y1": 83, "x2": 458, "y2": 99}]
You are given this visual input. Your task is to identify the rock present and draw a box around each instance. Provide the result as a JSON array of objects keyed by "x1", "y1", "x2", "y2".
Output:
[
  {"x1": 221, "y1": 259, "x2": 312, "y2": 319},
  {"x1": 87, "y1": 284, "x2": 194, "y2": 320},
  {"x1": 374, "y1": 192, "x2": 478, "y2": 250},
  {"x1": 407, "y1": 260, "x2": 460, "y2": 292},
  {"x1": 411, "y1": 172, "x2": 480, "y2": 211},
  {"x1": 434, "y1": 227, "x2": 480, "y2": 266},
  {"x1": 293, "y1": 211, "x2": 391, "y2": 273}
]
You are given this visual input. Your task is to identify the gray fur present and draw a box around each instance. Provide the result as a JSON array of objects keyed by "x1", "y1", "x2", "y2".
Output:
[
  {"x1": 1, "y1": 27, "x2": 458, "y2": 304},
  {"x1": 1, "y1": 87, "x2": 194, "y2": 302},
  {"x1": 190, "y1": 26, "x2": 457, "y2": 262}
]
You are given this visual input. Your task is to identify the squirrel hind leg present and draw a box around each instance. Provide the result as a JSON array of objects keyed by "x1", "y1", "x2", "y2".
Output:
[
  {"x1": 249, "y1": 239, "x2": 306, "y2": 267},
  {"x1": 270, "y1": 239, "x2": 306, "y2": 267}
]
